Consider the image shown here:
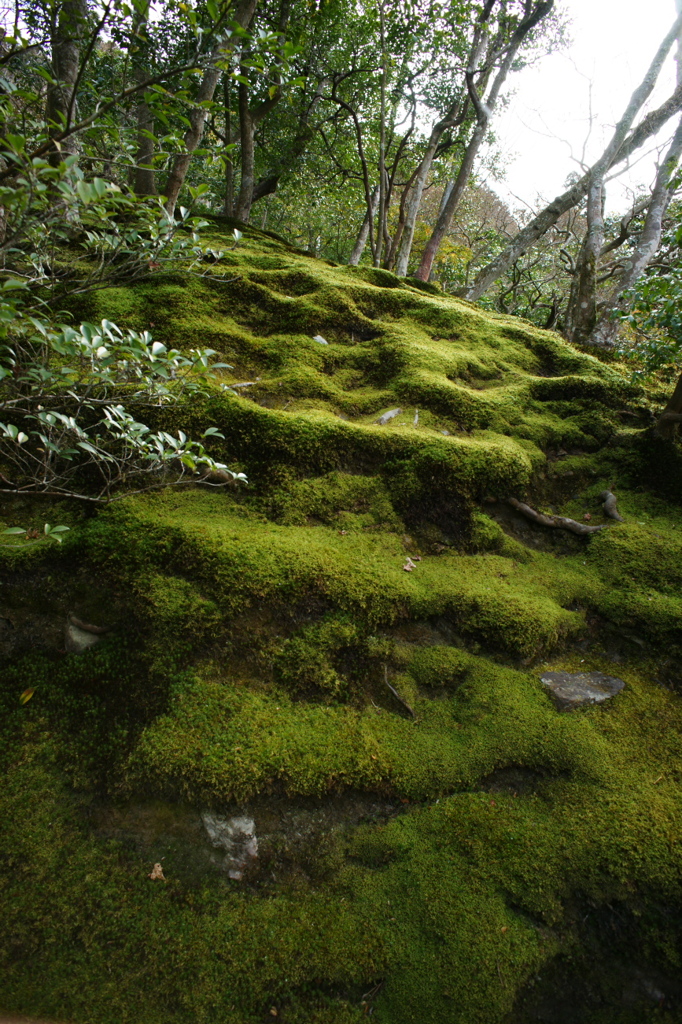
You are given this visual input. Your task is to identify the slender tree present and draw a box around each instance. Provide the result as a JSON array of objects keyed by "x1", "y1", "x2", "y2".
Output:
[
  {"x1": 414, "y1": 0, "x2": 554, "y2": 282},
  {"x1": 45, "y1": 0, "x2": 90, "y2": 162},
  {"x1": 464, "y1": 9, "x2": 682, "y2": 302},
  {"x1": 163, "y1": 0, "x2": 259, "y2": 218}
]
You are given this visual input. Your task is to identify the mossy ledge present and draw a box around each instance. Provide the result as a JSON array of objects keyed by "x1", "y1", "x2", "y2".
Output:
[{"x1": 2, "y1": 223, "x2": 682, "y2": 1024}]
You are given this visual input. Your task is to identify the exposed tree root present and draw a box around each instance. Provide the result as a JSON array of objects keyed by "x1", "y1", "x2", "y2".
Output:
[
  {"x1": 68, "y1": 614, "x2": 110, "y2": 635},
  {"x1": 507, "y1": 498, "x2": 607, "y2": 536},
  {"x1": 599, "y1": 490, "x2": 625, "y2": 521}
]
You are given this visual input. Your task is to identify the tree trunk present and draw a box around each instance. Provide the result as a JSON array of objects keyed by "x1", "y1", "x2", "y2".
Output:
[
  {"x1": 374, "y1": 0, "x2": 387, "y2": 267},
  {"x1": 133, "y1": 69, "x2": 156, "y2": 195},
  {"x1": 45, "y1": 0, "x2": 89, "y2": 163},
  {"x1": 465, "y1": 9, "x2": 682, "y2": 302},
  {"x1": 131, "y1": 2, "x2": 156, "y2": 195},
  {"x1": 393, "y1": 131, "x2": 444, "y2": 277},
  {"x1": 234, "y1": 74, "x2": 255, "y2": 222},
  {"x1": 348, "y1": 185, "x2": 379, "y2": 265},
  {"x1": 564, "y1": 177, "x2": 604, "y2": 345},
  {"x1": 588, "y1": 116, "x2": 682, "y2": 348},
  {"x1": 163, "y1": 0, "x2": 258, "y2": 218},
  {"x1": 656, "y1": 370, "x2": 682, "y2": 437},
  {"x1": 416, "y1": 0, "x2": 554, "y2": 283},
  {"x1": 415, "y1": 122, "x2": 484, "y2": 282},
  {"x1": 222, "y1": 73, "x2": 234, "y2": 216},
  {"x1": 233, "y1": 0, "x2": 290, "y2": 223},
  {"x1": 392, "y1": 0, "x2": 498, "y2": 278}
]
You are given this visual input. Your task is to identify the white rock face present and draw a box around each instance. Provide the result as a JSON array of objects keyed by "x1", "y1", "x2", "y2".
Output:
[
  {"x1": 64, "y1": 623, "x2": 101, "y2": 654},
  {"x1": 201, "y1": 813, "x2": 258, "y2": 879}
]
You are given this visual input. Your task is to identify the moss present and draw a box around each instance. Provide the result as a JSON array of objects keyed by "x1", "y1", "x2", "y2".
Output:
[
  {"x1": 257, "y1": 470, "x2": 404, "y2": 531},
  {"x1": 5, "y1": 652, "x2": 682, "y2": 1022},
  {"x1": 407, "y1": 645, "x2": 470, "y2": 689},
  {"x1": 5, "y1": 221, "x2": 682, "y2": 1024}
]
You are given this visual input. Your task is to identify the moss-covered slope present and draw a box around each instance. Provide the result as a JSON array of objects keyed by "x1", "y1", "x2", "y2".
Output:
[{"x1": 2, "y1": 224, "x2": 682, "y2": 1024}]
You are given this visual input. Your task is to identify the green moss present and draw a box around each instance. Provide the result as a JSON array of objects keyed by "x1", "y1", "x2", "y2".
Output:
[
  {"x1": 407, "y1": 645, "x2": 470, "y2": 689},
  {"x1": 4, "y1": 222, "x2": 682, "y2": 1024}
]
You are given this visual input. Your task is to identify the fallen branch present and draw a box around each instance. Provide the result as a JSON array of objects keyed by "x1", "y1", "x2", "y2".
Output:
[
  {"x1": 508, "y1": 498, "x2": 606, "y2": 536},
  {"x1": 599, "y1": 490, "x2": 624, "y2": 522}
]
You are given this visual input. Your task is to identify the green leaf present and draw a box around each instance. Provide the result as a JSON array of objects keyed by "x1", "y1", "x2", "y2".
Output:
[
  {"x1": 77, "y1": 441, "x2": 101, "y2": 455},
  {"x1": 76, "y1": 180, "x2": 94, "y2": 203}
]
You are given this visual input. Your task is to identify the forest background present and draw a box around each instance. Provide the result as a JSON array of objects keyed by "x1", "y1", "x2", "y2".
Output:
[{"x1": 3, "y1": 0, "x2": 682, "y2": 504}]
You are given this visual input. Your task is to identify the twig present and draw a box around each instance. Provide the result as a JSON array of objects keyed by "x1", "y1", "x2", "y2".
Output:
[
  {"x1": 0, "y1": 474, "x2": 237, "y2": 505},
  {"x1": 384, "y1": 665, "x2": 415, "y2": 718},
  {"x1": 362, "y1": 980, "x2": 385, "y2": 1001}
]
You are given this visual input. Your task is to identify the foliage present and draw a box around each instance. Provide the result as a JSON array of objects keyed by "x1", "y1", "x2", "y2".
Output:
[
  {"x1": 617, "y1": 202, "x2": 682, "y2": 379},
  {"x1": 0, "y1": 84, "x2": 249, "y2": 500},
  {"x1": 0, "y1": 304, "x2": 245, "y2": 501}
]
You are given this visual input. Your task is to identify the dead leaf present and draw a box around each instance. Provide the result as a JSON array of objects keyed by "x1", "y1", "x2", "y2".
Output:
[
  {"x1": 19, "y1": 688, "x2": 34, "y2": 705},
  {"x1": 501, "y1": 926, "x2": 508, "y2": 933},
  {"x1": 270, "y1": 1009, "x2": 278, "y2": 1017},
  {"x1": 148, "y1": 863, "x2": 166, "y2": 881}
]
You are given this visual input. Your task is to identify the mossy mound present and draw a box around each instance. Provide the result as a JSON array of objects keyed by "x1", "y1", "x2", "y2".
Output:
[{"x1": 2, "y1": 223, "x2": 682, "y2": 1024}]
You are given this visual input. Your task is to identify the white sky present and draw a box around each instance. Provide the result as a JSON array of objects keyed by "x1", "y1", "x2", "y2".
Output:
[{"x1": 486, "y1": 0, "x2": 680, "y2": 216}]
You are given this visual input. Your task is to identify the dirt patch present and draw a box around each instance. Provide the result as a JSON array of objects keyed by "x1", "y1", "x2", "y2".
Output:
[{"x1": 86, "y1": 790, "x2": 404, "y2": 888}]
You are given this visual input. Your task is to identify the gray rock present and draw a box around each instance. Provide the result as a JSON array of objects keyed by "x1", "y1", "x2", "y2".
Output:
[
  {"x1": 201, "y1": 812, "x2": 258, "y2": 879},
  {"x1": 312, "y1": 334, "x2": 328, "y2": 345},
  {"x1": 540, "y1": 670, "x2": 625, "y2": 711},
  {"x1": 376, "y1": 408, "x2": 401, "y2": 425},
  {"x1": 65, "y1": 623, "x2": 101, "y2": 654}
]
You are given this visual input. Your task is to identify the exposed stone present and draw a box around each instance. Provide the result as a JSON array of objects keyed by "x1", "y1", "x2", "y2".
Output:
[
  {"x1": 376, "y1": 408, "x2": 401, "y2": 425},
  {"x1": 540, "y1": 670, "x2": 625, "y2": 711},
  {"x1": 201, "y1": 813, "x2": 258, "y2": 879},
  {"x1": 64, "y1": 623, "x2": 101, "y2": 654},
  {"x1": 312, "y1": 334, "x2": 328, "y2": 345}
]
